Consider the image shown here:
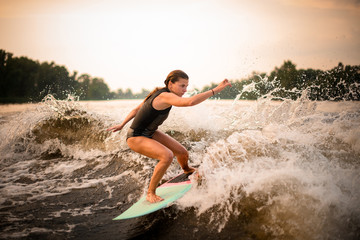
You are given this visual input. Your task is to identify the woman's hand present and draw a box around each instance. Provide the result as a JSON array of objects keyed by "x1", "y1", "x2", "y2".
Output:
[
  {"x1": 214, "y1": 79, "x2": 232, "y2": 94},
  {"x1": 107, "y1": 124, "x2": 124, "y2": 132}
]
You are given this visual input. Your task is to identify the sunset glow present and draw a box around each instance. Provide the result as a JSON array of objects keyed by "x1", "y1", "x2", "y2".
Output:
[{"x1": 1, "y1": 0, "x2": 359, "y2": 91}]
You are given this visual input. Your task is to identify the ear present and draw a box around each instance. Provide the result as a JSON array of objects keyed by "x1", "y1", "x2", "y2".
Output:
[{"x1": 168, "y1": 81, "x2": 174, "y2": 89}]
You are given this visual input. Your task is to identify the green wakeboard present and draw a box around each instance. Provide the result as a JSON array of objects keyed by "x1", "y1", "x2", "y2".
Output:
[{"x1": 113, "y1": 172, "x2": 193, "y2": 220}]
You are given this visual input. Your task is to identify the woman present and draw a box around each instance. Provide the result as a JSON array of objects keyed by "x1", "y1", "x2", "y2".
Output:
[{"x1": 107, "y1": 70, "x2": 231, "y2": 203}]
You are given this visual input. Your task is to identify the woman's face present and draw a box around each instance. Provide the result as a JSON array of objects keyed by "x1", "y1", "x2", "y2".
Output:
[{"x1": 169, "y1": 78, "x2": 189, "y2": 97}]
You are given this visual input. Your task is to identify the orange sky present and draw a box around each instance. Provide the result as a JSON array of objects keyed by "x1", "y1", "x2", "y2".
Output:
[{"x1": 1, "y1": 0, "x2": 359, "y2": 92}]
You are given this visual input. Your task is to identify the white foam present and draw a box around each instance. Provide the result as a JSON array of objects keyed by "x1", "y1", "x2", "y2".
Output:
[
  {"x1": 176, "y1": 106, "x2": 360, "y2": 235},
  {"x1": 1, "y1": 97, "x2": 359, "y2": 238}
]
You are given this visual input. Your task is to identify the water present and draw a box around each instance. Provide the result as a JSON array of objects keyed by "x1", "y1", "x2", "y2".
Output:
[{"x1": 0, "y1": 94, "x2": 359, "y2": 239}]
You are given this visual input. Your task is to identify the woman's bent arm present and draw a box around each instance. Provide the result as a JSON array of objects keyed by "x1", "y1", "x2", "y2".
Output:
[{"x1": 107, "y1": 101, "x2": 144, "y2": 132}]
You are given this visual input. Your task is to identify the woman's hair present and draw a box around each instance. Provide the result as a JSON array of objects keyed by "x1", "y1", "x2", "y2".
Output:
[
  {"x1": 164, "y1": 70, "x2": 189, "y2": 88},
  {"x1": 144, "y1": 70, "x2": 188, "y2": 101}
]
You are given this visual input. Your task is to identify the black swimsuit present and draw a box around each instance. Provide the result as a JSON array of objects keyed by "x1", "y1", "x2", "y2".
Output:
[{"x1": 127, "y1": 88, "x2": 172, "y2": 140}]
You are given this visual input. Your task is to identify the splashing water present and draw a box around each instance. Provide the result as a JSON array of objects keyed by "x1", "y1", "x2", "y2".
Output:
[{"x1": 0, "y1": 88, "x2": 359, "y2": 239}]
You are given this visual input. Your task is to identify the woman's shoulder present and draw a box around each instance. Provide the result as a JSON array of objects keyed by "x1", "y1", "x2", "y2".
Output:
[{"x1": 152, "y1": 91, "x2": 173, "y2": 110}]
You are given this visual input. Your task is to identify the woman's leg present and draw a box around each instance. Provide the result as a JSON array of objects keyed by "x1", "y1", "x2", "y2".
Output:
[
  {"x1": 152, "y1": 130, "x2": 195, "y2": 174},
  {"x1": 127, "y1": 136, "x2": 173, "y2": 203}
]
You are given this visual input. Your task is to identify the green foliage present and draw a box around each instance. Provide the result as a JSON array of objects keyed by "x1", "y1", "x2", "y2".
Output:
[
  {"x1": 0, "y1": 49, "x2": 146, "y2": 103},
  {"x1": 0, "y1": 49, "x2": 359, "y2": 103},
  {"x1": 307, "y1": 63, "x2": 360, "y2": 101},
  {"x1": 200, "y1": 60, "x2": 359, "y2": 101}
]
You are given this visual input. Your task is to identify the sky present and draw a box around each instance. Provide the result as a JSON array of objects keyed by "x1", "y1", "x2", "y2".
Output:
[{"x1": 1, "y1": 0, "x2": 359, "y2": 92}]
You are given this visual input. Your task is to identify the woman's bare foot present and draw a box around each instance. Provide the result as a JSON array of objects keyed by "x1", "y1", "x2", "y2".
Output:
[{"x1": 146, "y1": 192, "x2": 164, "y2": 203}]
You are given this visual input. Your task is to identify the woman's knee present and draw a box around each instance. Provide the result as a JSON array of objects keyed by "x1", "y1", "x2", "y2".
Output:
[{"x1": 160, "y1": 150, "x2": 174, "y2": 165}]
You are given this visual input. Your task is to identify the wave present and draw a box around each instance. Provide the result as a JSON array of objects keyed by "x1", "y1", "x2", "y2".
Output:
[{"x1": 0, "y1": 93, "x2": 359, "y2": 239}]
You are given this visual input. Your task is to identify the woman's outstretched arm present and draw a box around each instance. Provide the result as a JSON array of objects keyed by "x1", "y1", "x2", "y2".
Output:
[{"x1": 159, "y1": 79, "x2": 231, "y2": 107}]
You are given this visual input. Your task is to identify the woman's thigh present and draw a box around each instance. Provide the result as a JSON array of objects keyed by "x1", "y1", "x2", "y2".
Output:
[
  {"x1": 127, "y1": 136, "x2": 173, "y2": 161},
  {"x1": 152, "y1": 130, "x2": 187, "y2": 156}
]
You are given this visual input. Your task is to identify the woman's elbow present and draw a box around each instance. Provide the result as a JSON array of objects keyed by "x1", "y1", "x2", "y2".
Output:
[
  {"x1": 186, "y1": 99, "x2": 198, "y2": 106},
  {"x1": 175, "y1": 100, "x2": 194, "y2": 107},
  {"x1": 172, "y1": 98, "x2": 197, "y2": 107}
]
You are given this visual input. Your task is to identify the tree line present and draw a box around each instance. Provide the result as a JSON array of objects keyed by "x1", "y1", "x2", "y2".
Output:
[
  {"x1": 0, "y1": 49, "x2": 359, "y2": 103},
  {"x1": 202, "y1": 61, "x2": 360, "y2": 101},
  {"x1": 0, "y1": 49, "x2": 149, "y2": 103}
]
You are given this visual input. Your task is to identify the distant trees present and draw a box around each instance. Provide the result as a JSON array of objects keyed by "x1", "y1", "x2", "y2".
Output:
[
  {"x1": 0, "y1": 49, "x2": 359, "y2": 103},
  {"x1": 0, "y1": 50, "x2": 76, "y2": 102},
  {"x1": 0, "y1": 49, "x2": 147, "y2": 103},
  {"x1": 201, "y1": 60, "x2": 360, "y2": 101},
  {"x1": 307, "y1": 63, "x2": 360, "y2": 101},
  {"x1": 75, "y1": 74, "x2": 112, "y2": 100}
]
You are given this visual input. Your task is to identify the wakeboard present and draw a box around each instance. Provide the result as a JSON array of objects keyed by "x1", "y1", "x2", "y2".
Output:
[{"x1": 113, "y1": 171, "x2": 195, "y2": 220}]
